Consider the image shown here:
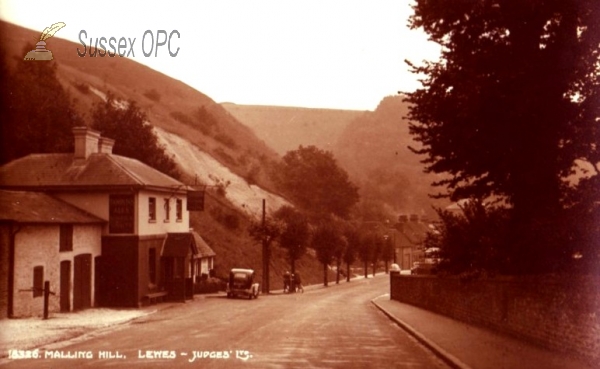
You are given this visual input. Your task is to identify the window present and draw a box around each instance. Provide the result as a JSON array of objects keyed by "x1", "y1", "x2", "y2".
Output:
[
  {"x1": 149, "y1": 197, "x2": 156, "y2": 222},
  {"x1": 59, "y1": 224, "x2": 73, "y2": 252},
  {"x1": 33, "y1": 266, "x2": 43, "y2": 297},
  {"x1": 164, "y1": 198, "x2": 170, "y2": 222},
  {"x1": 149, "y1": 248, "x2": 156, "y2": 284},
  {"x1": 176, "y1": 199, "x2": 183, "y2": 221}
]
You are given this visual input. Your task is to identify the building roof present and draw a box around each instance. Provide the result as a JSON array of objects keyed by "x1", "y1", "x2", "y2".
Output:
[
  {"x1": 0, "y1": 153, "x2": 184, "y2": 192},
  {"x1": 191, "y1": 230, "x2": 216, "y2": 258},
  {"x1": 0, "y1": 190, "x2": 105, "y2": 224},
  {"x1": 162, "y1": 231, "x2": 216, "y2": 259},
  {"x1": 396, "y1": 220, "x2": 431, "y2": 247},
  {"x1": 163, "y1": 232, "x2": 197, "y2": 258}
]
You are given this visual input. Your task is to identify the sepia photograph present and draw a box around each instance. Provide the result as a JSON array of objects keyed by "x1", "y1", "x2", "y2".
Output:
[{"x1": 0, "y1": 1, "x2": 598, "y2": 368}]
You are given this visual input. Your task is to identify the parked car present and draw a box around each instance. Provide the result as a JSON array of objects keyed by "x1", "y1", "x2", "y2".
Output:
[{"x1": 226, "y1": 268, "x2": 260, "y2": 299}]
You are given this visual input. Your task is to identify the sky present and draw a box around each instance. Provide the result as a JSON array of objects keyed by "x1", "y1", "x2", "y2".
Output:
[{"x1": 0, "y1": 0, "x2": 440, "y2": 111}]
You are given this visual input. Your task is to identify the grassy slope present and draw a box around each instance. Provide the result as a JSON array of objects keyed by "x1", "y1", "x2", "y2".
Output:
[
  {"x1": 0, "y1": 21, "x2": 279, "y2": 189},
  {"x1": 334, "y1": 95, "x2": 448, "y2": 217},
  {"x1": 0, "y1": 21, "x2": 336, "y2": 286},
  {"x1": 221, "y1": 103, "x2": 365, "y2": 155},
  {"x1": 221, "y1": 96, "x2": 447, "y2": 218}
]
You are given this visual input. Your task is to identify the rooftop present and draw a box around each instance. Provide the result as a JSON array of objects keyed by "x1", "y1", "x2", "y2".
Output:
[
  {"x1": 0, "y1": 190, "x2": 105, "y2": 224},
  {"x1": 0, "y1": 127, "x2": 184, "y2": 192}
]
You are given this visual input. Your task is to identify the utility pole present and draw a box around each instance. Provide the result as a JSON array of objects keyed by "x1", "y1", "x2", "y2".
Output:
[{"x1": 261, "y1": 199, "x2": 269, "y2": 294}]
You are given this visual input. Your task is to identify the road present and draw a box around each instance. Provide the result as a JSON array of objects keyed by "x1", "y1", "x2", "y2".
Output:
[{"x1": 2, "y1": 275, "x2": 448, "y2": 369}]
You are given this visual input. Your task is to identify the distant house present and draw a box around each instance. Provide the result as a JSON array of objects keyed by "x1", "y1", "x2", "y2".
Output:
[
  {"x1": 0, "y1": 127, "x2": 212, "y2": 309},
  {"x1": 395, "y1": 214, "x2": 432, "y2": 270},
  {"x1": 0, "y1": 190, "x2": 105, "y2": 318}
]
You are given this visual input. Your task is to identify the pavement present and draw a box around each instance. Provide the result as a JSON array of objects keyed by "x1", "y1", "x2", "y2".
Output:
[
  {"x1": 0, "y1": 302, "x2": 181, "y2": 360},
  {"x1": 371, "y1": 295, "x2": 597, "y2": 369}
]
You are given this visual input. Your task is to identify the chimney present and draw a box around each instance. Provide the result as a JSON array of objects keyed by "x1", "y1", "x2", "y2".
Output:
[
  {"x1": 72, "y1": 127, "x2": 101, "y2": 160},
  {"x1": 98, "y1": 137, "x2": 115, "y2": 154}
]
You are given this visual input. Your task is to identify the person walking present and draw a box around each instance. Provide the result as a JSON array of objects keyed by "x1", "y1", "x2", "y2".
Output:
[
  {"x1": 283, "y1": 271, "x2": 291, "y2": 293},
  {"x1": 294, "y1": 272, "x2": 304, "y2": 293}
]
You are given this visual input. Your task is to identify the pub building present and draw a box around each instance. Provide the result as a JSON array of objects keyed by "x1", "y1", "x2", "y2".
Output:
[{"x1": 0, "y1": 127, "x2": 213, "y2": 317}]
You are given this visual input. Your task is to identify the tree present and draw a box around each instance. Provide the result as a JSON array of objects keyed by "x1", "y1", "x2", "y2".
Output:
[
  {"x1": 91, "y1": 93, "x2": 180, "y2": 179},
  {"x1": 343, "y1": 223, "x2": 360, "y2": 282},
  {"x1": 248, "y1": 216, "x2": 283, "y2": 294},
  {"x1": 426, "y1": 199, "x2": 511, "y2": 276},
  {"x1": 405, "y1": 1, "x2": 600, "y2": 272},
  {"x1": 276, "y1": 146, "x2": 360, "y2": 218},
  {"x1": 357, "y1": 231, "x2": 375, "y2": 278},
  {"x1": 334, "y1": 233, "x2": 348, "y2": 284},
  {"x1": 370, "y1": 234, "x2": 383, "y2": 277},
  {"x1": 1, "y1": 44, "x2": 82, "y2": 163},
  {"x1": 274, "y1": 205, "x2": 310, "y2": 275},
  {"x1": 311, "y1": 219, "x2": 345, "y2": 287},
  {"x1": 381, "y1": 233, "x2": 395, "y2": 274}
]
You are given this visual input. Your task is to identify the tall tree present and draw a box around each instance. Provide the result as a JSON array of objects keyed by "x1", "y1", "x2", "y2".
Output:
[
  {"x1": 312, "y1": 219, "x2": 345, "y2": 287},
  {"x1": 405, "y1": 1, "x2": 600, "y2": 272},
  {"x1": 381, "y1": 233, "x2": 395, "y2": 274},
  {"x1": 248, "y1": 216, "x2": 283, "y2": 293},
  {"x1": 274, "y1": 205, "x2": 310, "y2": 275},
  {"x1": 91, "y1": 93, "x2": 180, "y2": 179},
  {"x1": 276, "y1": 145, "x2": 360, "y2": 218},
  {"x1": 334, "y1": 233, "x2": 348, "y2": 284},
  {"x1": 357, "y1": 231, "x2": 375, "y2": 279},
  {"x1": 343, "y1": 223, "x2": 360, "y2": 282}
]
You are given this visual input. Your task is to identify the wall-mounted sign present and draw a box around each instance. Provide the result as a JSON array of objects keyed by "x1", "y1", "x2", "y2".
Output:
[{"x1": 109, "y1": 194, "x2": 134, "y2": 233}]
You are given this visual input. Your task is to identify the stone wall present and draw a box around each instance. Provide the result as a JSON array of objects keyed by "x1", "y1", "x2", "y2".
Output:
[{"x1": 390, "y1": 274, "x2": 600, "y2": 363}]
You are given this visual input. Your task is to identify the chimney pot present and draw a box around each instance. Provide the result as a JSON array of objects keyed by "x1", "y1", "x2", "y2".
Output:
[
  {"x1": 72, "y1": 127, "x2": 101, "y2": 160},
  {"x1": 98, "y1": 137, "x2": 115, "y2": 154}
]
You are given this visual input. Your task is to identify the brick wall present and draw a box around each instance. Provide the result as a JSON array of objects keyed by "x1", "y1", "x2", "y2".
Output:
[{"x1": 390, "y1": 274, "x2": 600, "y2": 363}]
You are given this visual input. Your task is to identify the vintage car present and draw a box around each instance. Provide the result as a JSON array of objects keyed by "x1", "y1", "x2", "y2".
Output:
[{"x1": 226, "y1": 268, "x2": 260, "y2": 299}]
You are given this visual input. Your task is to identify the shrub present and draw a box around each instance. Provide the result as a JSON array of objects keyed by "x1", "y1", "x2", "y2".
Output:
[
  {"x1": 214, "y1": 132, "x2": 238, "y2": 149},
  {"x1": 73, "y1": 82, "x2": 90, "y2": 95},
  {"x1": 428, "y1": 199, "x2": 511, "y2": 276},
  {"x1": 143, "y1": 89, "x2": 161, "y2": 102},
  {"x1": 194, "y1": 277, "x2": 225, "y2": 294}
]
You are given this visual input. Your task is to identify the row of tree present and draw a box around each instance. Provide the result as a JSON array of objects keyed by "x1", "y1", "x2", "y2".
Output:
[
  {"x1": 249, "y1": 145, "x2": 398, "y2": 286},
  {"x1": 250, "y1": 205, "x2": 396, "y2": 287}
]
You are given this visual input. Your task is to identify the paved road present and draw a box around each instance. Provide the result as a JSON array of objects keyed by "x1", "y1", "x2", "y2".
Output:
[{"x1": 2, "y1": 275, "x2": 448, "y2": 369}]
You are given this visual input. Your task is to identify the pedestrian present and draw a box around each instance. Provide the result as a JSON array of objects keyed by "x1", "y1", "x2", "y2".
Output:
[
  {"x1": 294, "y1": 272, "x2": 304, "y2": 293},
  {"x1": 283, "y1": 271, "x2": 291, "y2": 293}
]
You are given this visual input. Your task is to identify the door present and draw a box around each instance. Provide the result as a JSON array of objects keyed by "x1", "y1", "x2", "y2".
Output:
[
  {"x1": 74, "y1": 254, "x2": 92, "y2": 310},
  {"x1": 60, "y1": 260, "x2": 71, "y2": 312}
]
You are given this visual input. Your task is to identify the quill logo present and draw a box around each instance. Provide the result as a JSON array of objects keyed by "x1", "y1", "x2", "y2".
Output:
[{"x1": 23, "y1": 22, "x2": 66, "y2": 61}]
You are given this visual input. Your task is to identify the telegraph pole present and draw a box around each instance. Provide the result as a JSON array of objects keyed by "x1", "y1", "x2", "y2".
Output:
[{"x1": 261, "y1": 199, "x2": 269, "y2": 294}]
